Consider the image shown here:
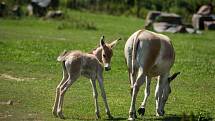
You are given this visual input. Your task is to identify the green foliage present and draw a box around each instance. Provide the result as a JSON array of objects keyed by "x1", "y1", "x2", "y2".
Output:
[
  {"x1": 3, "y1": 0, "x2": 215, "y2": 23},
  {"x1": 64, "y1": 0, "x2": 215, "y2": 23},
  {"x1": 56, "y1": 15, "x2": 97, "y2": 30}
]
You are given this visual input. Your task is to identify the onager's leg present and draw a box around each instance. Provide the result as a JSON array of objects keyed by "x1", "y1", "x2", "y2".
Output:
[
  {"x1": 128, "y1": 68, "x2": 138, "y2": 118},
  {"x1": 138, "y1": 76, "x2": 151, "y2": 116},
  {"x1": 57, "y1": 74, "x2": 79, "y2": 119},
  {"x1": 155, "y1": 74, "x2": 168, "y2": 116},
  {"x1": 128, "y1": 67, "x2": 145, "y2": 121},
  {"x1": 129, "y1": 68, "x2": 137, "y2": 96},
  {"x1": 90, "y1": 79, "x2": 100, "y2": 119},
  {"x1": 97, "y1": 73, "x2": 113, "y2": 119},
  {"x1": 52, "y1": 62, "x2": 68, "y2": 117}
]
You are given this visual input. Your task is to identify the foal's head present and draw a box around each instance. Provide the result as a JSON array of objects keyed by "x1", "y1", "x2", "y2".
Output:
[{"x1": 99, "y1": 36, "x2": 120, "y2": 71}]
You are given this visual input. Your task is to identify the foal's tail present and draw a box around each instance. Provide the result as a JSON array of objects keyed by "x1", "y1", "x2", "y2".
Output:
[{"x1": 168, "y1": 72, "x2": 180, "y2": 82}]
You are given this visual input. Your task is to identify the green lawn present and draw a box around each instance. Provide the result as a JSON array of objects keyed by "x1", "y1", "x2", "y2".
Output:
[{"x1": 0, "y1": 10, "x2": 215, "y2": 121}]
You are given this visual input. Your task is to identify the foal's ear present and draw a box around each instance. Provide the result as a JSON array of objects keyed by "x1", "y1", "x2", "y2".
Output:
[
  {"x1": 110, "y1": 38, "x2": 121, "y2": 48},
  {"x1": 100, "y1": 35, "x2": 105, "y2": 47}
]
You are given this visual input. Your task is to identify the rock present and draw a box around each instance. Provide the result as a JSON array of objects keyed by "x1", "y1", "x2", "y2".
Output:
[
  {"x1": 0, "y1": 2, "x2": 7, "y2": 17},
  {"x1": 204, "y1": 21, "x2": 215, "y2": 30},
  {"x1": 12, "y1": 5, "x2": 22, "y2": 17},
  {"x1": 155, "y1": 13, "x2": 182, "y2": 25},
  {"x1": 45, "y1": 10, "x2": 63, "y2": 19},
  {"x1": 153, "y1": 22, "x2": 186, "y2": 33},
  {"x1": 192, "y1": 14, "x2": 213, "y2": 30},
  {"x1": 197, "y1": 4, "x2": 213, "y2": 16},
  {"x1": 145, "y1": 11, "x2": 194, "y2": 33},
  {"x1": 145, "y1": 11, "x2": 161, "y2": 28}
]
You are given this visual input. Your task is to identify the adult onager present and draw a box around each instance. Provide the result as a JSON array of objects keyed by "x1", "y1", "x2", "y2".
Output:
[
  {"x1": 52, "y1": 36, "x2": 120, "y2": 119},
  {"x1": 124, "y1": 30, "x2": 180, "y2": 120}
]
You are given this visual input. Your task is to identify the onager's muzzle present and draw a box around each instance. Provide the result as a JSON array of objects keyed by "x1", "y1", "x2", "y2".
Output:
[{"x1": 104, "y1": 63, "x2": 111, "y2": 71}]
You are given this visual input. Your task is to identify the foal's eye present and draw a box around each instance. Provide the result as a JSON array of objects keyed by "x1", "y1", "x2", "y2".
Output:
[{"x1": 103, "y1": 54, "x2": 106, "y2": 57}]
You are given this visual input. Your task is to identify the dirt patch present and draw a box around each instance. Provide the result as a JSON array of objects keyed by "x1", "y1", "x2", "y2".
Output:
[
  {"x1": 0, "y1": 112, "x2": 13, "y2": 119},
  {"x1": 0, "y1": 100, "x2": 13, "y2": 105},
  {"x1": 0, "y1": 74, "x2": 36, "y2": 82}
]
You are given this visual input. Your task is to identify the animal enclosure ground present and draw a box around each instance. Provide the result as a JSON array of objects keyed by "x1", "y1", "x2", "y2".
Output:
[{"x1": 0, "y1": 10, "x2": 215, "y2": 121}]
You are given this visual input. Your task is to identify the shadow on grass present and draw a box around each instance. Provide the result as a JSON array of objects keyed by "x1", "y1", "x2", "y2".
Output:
[
  {"x1": 145, "y1": 113, "x2": 213, "y2": 121},
  {"x1": 105, "y1": 117, "x2": 127, "y2": 120},
  {"x1": 63, "y1": 112, "x2": 213, "y2": 121},
  {"x1": 62, "y1": 116, "x2": 126, "y2": 121}
]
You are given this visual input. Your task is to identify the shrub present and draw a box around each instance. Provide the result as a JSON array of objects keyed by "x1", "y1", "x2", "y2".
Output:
[{"x1": 57, "y1": 16, "x2": 96, "y2": 30}]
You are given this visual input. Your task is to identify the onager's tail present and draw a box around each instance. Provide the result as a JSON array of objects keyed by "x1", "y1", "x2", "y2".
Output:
[
  {"x1": 57, "y1": 50, "x2": 68, "y2": 61},
  {"x1": 131, "y1": 30, "x2": 144, "y2": 75},
  {"x1": 168, "y1": 72, "x2": 180, "y2": 82}
]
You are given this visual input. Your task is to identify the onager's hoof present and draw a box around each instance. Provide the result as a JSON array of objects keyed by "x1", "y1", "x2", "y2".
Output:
[
  {"x1": 156, "y1": 109, "x2": 164, "y2": 117},
  {"x1": 134, "y1": 112, "x2": 137, "y2": 118},
  {"x1": 108, "y1": 114, "x2": 114, "y2": 119},
  {"x1": 137, "y1": 107, "x2": 145, "y2": 116}
]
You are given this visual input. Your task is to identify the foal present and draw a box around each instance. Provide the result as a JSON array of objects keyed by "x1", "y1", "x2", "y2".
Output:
[{"x1": 52, "y1": 36, "x2": 120, "y2": 119}]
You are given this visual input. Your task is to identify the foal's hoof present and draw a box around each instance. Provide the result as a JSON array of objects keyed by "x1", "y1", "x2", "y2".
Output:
[
  {"x1": 96, "y1": 114, "x2": 101, "y2": 119},
  {"x1": 128, "y1": 112, "x2": 136, "y2": 121},
  {"x1": 137, "y1": 107, "x2": 145, "y2": 116},
  {"x1": 52, "y1": 111, "x2": 58, "y2": 117},
  {"x1": 57, "y1": 111, "x2": 65, "y2": 119},
  {"x1": 52, "y1": 107, "x2": 58, "y2": 117},
  {"x1": 128, "y1": 117, "x2": 135, "y2": 121}
]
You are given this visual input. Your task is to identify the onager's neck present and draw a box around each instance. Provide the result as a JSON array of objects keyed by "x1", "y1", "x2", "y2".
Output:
[{"x1": 89, "y1": 46, "x2": 103, "y2": 63}]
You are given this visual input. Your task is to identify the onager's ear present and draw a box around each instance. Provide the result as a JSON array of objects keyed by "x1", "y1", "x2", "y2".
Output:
[
  {"x1": 168, "y1": 72, "x2": 180, "y2": 83},
  {"x1": 110, "y1": 38, "x2": 121, "y2": 48},
  {"x1": 100, "y1": 35, "x2": 105, "y2": 47}
]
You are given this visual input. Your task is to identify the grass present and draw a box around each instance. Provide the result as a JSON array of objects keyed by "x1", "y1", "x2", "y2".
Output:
[{"x1": 0, "y1": 10, "x2": 215, "y2": 121}]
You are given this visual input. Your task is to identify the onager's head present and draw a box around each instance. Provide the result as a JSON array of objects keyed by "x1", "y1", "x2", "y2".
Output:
[
  {"x1": 99, "y1": 36, "x2": 120, "y2": 71},
  {"x1": 163, "y1": 72, "x2": 180, "y2": 102}
]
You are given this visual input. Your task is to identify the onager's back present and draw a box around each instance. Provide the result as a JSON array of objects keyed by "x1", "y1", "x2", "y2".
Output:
[
  {"x1": 52, "y1": 36, "x2": 120, "y2": 119},
  {"x1": 124, "y1": 30, "x2": 180, "y2": 120}
]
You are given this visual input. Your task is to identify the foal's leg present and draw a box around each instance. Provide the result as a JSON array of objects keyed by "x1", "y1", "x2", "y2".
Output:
[
  {"x1": 90, "y1": 78, "x2": 100, "y2": 119},
  {"x1": 128, "y1": 67, "x2": 145, "y2": 121},
  {"x1": 57, "y1": 74, "x2": 79, "y2": 119},
  {"x1": 138, "y1": 76, "x2": 151, "y2": 116},
  {"x1": 52, "y1": 62, "x2": 68, "y2": 117},
  {"x1": 155, "y1": 74, "x2": 168, "y2": 116},
  {"x1": 97, "y1": 73, "x2": 113, "y2": 119}
]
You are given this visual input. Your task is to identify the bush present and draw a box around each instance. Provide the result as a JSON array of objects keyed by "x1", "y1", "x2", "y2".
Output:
[{"x1": 57, "y1": 15, "x2": 97, "y2": 30}]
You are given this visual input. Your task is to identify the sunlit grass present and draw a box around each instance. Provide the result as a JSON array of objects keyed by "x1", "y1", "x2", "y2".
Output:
[{"x1": 0, "y1": 10, "x2": 214, "y2": 121}]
